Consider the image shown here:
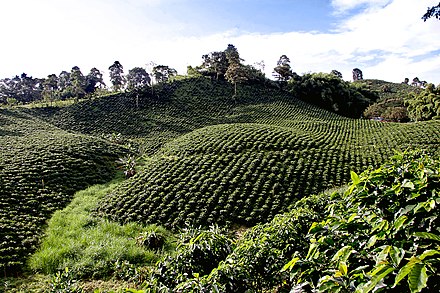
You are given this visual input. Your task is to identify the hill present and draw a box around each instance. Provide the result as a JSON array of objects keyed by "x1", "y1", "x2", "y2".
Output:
[
  {"x1": 96, "y1": 109, "x2": 440, "y2": 229},
  {"x1": 0, "y1": 109, "x2": 124, "y2": 271},
  {"x1": 1, "y1": 76, "x2": 439, "y2": 280},
  {"x1": 358, "y1": 79, "x2": 421, "y2": 121}
]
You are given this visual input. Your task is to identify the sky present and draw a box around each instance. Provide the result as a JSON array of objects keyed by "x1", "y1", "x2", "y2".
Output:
[{"x1": 0, "y1": 0, "x2": 439, "y2": 84}]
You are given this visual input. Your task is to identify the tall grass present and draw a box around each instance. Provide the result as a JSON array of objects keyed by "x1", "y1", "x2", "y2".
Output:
[{"x1": 28, "y1": 178, "x2": 175, "y2": 278}]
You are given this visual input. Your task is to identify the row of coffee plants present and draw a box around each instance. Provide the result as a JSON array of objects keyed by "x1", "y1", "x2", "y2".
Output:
[
  {"x1": 0, "y1": 109, "x2": 124, "y2": 272},
  {"x1": 97, "y1": 118, "x2": 440, "y2": 230},
  {"x1": 133, "y1": 150, "x2": 438, "y2": 292}
]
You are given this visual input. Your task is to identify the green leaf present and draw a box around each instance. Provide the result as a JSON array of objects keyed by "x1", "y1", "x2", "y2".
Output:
[
  {"x1": 394, "y1": 256, "x2": 421, "y2": 287},
  {"x1": 413, "y1": 232, "x2": 440, "y2": 242},
  {"x1": 308, "y1": 222, "x2": 322, "y2": 233},
  {"x1": 306, "y1": 243, "x2": 319, "y2": 260},
  {"x1": 339, "y1": 261, "x2": 348, "y2": 276},
  {"x1": 358, "y1": 264, "x2": 394, "y2": 293},
  {"x1": 401, "y1": 179, "x2": 415, "y2": 189},
  {"x1": 331, "y1": 246, "x2": 353, "y2": 263},
  {"x1": 418, "y1": 249, "x2": 440, "y2": 260},
  {"x1": 408, "y1": 263, "x2": 427, "y2": 293},
  {"x1": 389, "y1": 246, "x2": 405, "y2": 267},
  {"x1": 351, "y1": 171, "x2": 360, "y2": 185},
  {"x1": 366, "y1": 235, "x2": 377, "y2": 249},
  {"x1": 282, "y1": 257, "x2": 300, "y2": 272},
  {"x1": 348, "y1": 213, "x2": 358, "y2": 223},
  {"x1": 393, "y1": 215, "x2": 408, "y2": 232},
  {"x1": 376, "y1": 245, "x2": 391, "y2": 266}
]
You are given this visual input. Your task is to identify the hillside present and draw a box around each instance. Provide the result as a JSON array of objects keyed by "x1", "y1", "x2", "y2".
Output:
[
  {"x1": 0, "y1": 109, "x2": 124, "y2": 271},
  {"x1": 96, "y1": 103, "x2": 440, "y2": 229},
  {"x1": 1, "y1": 77, "x2": 439, "y2": 284},
  {"x1": 358, "y1": 79, "x2": 421, "y2": 121}
]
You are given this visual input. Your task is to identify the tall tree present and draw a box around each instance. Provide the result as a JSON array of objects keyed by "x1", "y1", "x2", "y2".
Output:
[
  {"x1": 330, "y1": 70, "x2": 343, "y2": 79},
  {"x1": 152, "y1": 65, "x2": 177, "y2": 83},
  {"x1": 109, "y1": 61, "x2": 125, "y2": 91},
  {"x1": 126, "y1": 67, "x2": 151, "y2": 108},
  {"x1": 352, "y1": 68, "x2": 363, "y2": 81},
  {"x1": 85, "y1": 67, "x2": 105, "y2": 95},
  {"x1": 70, "y1": 66, "x2": 86, "y2": 100},
  {"x1": 58, "y1": 71, "x2": 71, "y2": 100},
  {"x1": 224, "y1": 45, "x2": 249, "y2": 96},
  {"x1": 42, "y1": 74, "x2": 58, "y2": 105},
  {"x1": 273, "y1": 55, "x2": 294, "y2": 82},
  {"x1": 201, "y1": 51, "x2": 228, "y2": 80},
  {"x1": 422, "y1": 2, "x2": 440, "y2": 21}
]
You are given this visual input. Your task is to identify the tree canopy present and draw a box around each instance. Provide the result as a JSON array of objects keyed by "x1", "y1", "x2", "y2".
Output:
[{"x1": 422, "y1": 2, "x2": 440, "y2": 21}]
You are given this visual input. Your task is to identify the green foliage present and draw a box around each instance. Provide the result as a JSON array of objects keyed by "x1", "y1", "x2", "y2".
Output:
[
  {"x1": 28, "y1": 182, "x2": 174, "y2": 279},
  {"x1": 288, "y1": 150, "x2": 440, "y2": 292},
  {"x1": 406, "y1": 84, "x2": 440, "y2": 121},
  {"x1": 137, "y1": 151, "x2": 439, "y2": 292},
  {"x1": 49, "y1": 267, "x2": 83, "y2": 293},
  {"x1": 96, "y1": 87, "x2": 440, "y2": 229},
  {"x1": 288, "y1": 72, "x2": 378, "y2": 118},
  {"x1": 0, "y1": 109, "x2": 124, "y2": 273},
  {"x1": 117, "y1": 155, "x2": 138, "y2": 178},
  {"x1": 360, "y1": 79, "x2": 420, "y2": 121},
  {"x1": 146, "y1": 225, "x2": 235, "y2": 290}
]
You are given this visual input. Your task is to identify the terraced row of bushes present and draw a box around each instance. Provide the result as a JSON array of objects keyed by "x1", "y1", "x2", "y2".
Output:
[
  {"x1": 0, "y1": 109, "x2": 125, "y2": 272},
  {"x1": 97, "y1": 117, "x2": 440, "y2": 230},
  {"x1": 139, "y1": 150, "x2": 439, "y2": 292}
]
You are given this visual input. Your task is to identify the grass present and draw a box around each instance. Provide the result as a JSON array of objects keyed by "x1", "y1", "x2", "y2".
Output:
[{"x1": 28, "y1": 177, "x2": 176, "y2": 279}]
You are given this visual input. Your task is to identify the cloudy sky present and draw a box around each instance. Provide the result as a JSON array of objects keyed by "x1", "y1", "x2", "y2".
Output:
[{"x1": 0, "y1": 0, "x2": 439, "y2": 83}]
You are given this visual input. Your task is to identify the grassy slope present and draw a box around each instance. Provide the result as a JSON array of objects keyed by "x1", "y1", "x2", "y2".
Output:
[{"x1": 0, "y1": 109, "x2": 125, "y2": 272}]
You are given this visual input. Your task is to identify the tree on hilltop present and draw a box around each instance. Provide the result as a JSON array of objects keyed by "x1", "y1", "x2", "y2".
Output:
[
  {"x1": 330, "y1": 70, "x2": 343, "y2": 79},
  {"x1": 201, "y1": 51, "x2": 228, "y2": 80},
  {"x1": 109, "y1": 61, "x2": 125, "y2": 92},
  {"x1": 422, "y1": 2, "x2": 440, "y2": 21},
  {"x1": 70, "y1": 66, "x2": 86, "y2": 100},
  {"x1": 352, "y1": 68, "x2": 363, "y2": 81},
  {"x1": 85, "y1": 67, "x2": 105, "y2": 95},
  {"x1": 126, "y1": 67, "x2": 151, "y2": 109},
  {"x1": 152, "y1": 65, "x2": 177, "y2": 83},
  {"x1": 42, "y1": 74, "x2": 58, "y2": 105},
  {"x1": 273, "y1": 55, "x2": 295, "y2": 82},
  {"x1": 224, "y1": 44, "x2": 249, "y2": 96}
]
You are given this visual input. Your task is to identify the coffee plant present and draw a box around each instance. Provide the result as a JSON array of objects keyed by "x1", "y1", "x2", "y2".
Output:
[
  {"x1": 286, "y1": 150, "x2": 439, "y2": 292},
  {"x1": 0, "y1": 109, "x2": 124, "y2": 272}
]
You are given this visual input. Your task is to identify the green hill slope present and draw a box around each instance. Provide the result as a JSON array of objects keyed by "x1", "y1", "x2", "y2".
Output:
[
  {"x1": 0, "y1": 109, "x2": 124, "y2": 271},
  {"x1": 96, "y1": 95, "x2": 440, "y2": 229},
  {"x1": 31, "y1": 77, "x2": 338, "y2": 153}
]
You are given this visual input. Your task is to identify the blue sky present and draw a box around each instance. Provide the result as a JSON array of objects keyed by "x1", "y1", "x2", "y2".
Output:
[{"x1": 0, "y1": 0, "x2": 439, "y2": 83}]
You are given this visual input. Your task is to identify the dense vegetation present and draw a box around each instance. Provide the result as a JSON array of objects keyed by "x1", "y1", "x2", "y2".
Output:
[
  {"x1": 1, "y1": 72, "x2": 439, "y2": 292},
  {"x1": 287, "y1": 73, "x2": 379, "y2": 118},
  {"x1": 96, "y1": 116, "x2": 439, "y2": 230},
  {"x1": 139, "y1": 150, "x2": 439, "y2": 292},
  {"x1": 0, "y1": 109, "x2": 124, "y2": 272}
]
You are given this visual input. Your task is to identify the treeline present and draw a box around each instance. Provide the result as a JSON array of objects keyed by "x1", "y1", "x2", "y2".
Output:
[
  {"x1": 0, "y1": 62, "x2": 178, "y2": 106},
  {"x1": 1, "y1": 44, "x2": 438, "y2": 121}
]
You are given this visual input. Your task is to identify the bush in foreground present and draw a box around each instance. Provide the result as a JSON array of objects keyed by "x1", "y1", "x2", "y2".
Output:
[{"x1": 139, "y1": 150, "x2": 439, "y2": 292}]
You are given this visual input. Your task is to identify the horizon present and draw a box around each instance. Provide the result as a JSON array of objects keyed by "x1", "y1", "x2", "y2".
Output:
[{"x1": 0, "y1": 0, "x2": 439, "y2": 84}]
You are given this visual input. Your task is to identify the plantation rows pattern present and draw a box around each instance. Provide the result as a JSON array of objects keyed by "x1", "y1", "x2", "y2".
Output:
[
  {"x1": 0, "y1": 109, "x2": 124, "y2": 271},
  {"x1": 98, "y1": 118, "x2": 440, "y2": 229}
]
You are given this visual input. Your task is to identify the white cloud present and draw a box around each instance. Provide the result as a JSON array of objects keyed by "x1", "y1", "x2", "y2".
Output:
[
  {"x1": 331, "y1": 0, "x2": 393, "y2": 14},
  {"x1": 0, "y1": 0, "x2": 438, "y2": 85}
]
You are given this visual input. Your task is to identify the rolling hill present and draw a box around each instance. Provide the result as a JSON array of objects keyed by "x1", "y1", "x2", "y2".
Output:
[
  {"x1": 1, "y1": 76, "x2": 439, "y2": 278},
  {"x1": 0, "y1": 109, "x2": 124, "y2": 271}
]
